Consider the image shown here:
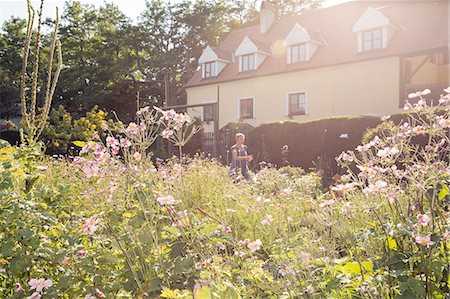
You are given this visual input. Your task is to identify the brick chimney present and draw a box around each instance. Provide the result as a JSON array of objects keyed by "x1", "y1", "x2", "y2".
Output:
[{"x1": 260, "y1": 1, "x2": 275, "y2": 34}]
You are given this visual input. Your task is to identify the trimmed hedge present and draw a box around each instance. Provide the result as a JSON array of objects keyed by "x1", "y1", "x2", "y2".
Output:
[{"x1": 247, "y1": 116, "x2": 385, "y2": 174}]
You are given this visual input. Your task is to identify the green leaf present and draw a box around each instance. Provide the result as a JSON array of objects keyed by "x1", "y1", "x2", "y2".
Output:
[
  {"x1": 72, "y1": 141, "x2": 86, "y2": 148},
  {"x1": 194, "y1": 286, "x2": 212, "y2": 299},
  {"x1": 224, "y1": 286, "x2": 241, "y2": 299},
  {"x1": 388, "y1": 237, "x2": 398, "y2": 251},
  {"x1": 122, "y1": 212, "x2": 134, "y2": 218},
  {"x1": 438, "y1": 182, "x2": 449, "y2": 200},
  {"x1": 336, "y1": 261, "x2": 373, "y2": 275}
]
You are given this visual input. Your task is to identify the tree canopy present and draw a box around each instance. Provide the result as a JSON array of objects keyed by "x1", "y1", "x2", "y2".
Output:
[{"x1": 0, "y1": 0, "x2": 323, "y2": 121}]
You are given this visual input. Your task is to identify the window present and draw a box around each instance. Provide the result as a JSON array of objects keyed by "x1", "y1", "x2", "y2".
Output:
[
  {"x1": 203, "y1": 62, "x2": 216, "y2": 78},
  {"x1": 290, "y1": 44, "x2": 307, "y2": 63},
  {"x1": 240, "y1": 98, "x2": 254, "y2": 119},
  {"x1": 430, "y1": 51, "x2": 449, "y2": 65},
  {"x1": 363, "y1": 28, "x2": 382, "y2": 51},
  {"x1": 288, "y1": 93, "x2": 307, "y2": 116},
  {"x1": 241, "y1": 54, "x2": 255, "y2": 72},
  {"x1": 203, "y1": 105, "x2": 214, "y2": 121}
]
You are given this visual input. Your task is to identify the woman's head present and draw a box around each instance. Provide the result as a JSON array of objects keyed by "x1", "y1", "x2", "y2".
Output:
[{"x1": 235, "y1": 133, "x2": 245, "y2": 144}]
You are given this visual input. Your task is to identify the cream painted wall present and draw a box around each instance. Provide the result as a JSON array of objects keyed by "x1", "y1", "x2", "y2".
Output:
[{"x1": 187, "y1": 56, "x2": 401, "y2": 129}]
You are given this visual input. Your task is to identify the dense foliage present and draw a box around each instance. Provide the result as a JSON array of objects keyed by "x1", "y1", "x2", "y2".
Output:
[
  {"x1": 0, "y1": 0, "x2": 322, "y2": 120},
  {"x1": 1, "y1": 88, "x2": 449, "y2": 298}
]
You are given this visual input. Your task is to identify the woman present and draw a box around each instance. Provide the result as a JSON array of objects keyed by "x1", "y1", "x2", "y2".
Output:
[{"x1": 230, "y1": 133, "x2": 253, "y2": 181}]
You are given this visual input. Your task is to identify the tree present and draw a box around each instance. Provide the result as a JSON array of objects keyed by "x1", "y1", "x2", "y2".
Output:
[{"x1": 0, "y1": 18, "x2": 26, "y2": 119}]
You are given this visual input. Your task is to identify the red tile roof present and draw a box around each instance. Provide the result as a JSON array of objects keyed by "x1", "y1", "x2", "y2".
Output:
[{"x1": 186, "y1": 1, "x2": 448, "y2": 88}]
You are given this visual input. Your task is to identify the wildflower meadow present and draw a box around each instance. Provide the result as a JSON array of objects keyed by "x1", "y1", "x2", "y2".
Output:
[{"x1": 1, "y1": 88, "x2": 449, "y2": 298}]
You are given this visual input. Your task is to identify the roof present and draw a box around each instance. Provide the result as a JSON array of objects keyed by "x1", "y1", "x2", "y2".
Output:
[{"x1": 186, "y1": 1, "x2": 448, "y2": 88}]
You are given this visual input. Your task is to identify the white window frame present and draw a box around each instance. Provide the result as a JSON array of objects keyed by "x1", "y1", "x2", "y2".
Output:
[
  {"x1": 203, "y1": 61, "x2": 216, "y2": 78},
  {"x1": 289, "y1": 43, "x2": 307, "y2": 64},
  {"x1": 238, "y1": 96, "x2": 255, "y2": 119},
  {"x1": 240, "y1": 54, "x2": 255, "y2": 72},
  {"x1": 286, "y1": 91, "x2": 308, "y2": 116},
  {"x1": 362, "y1": 28, "x2": 383, "y2": 51}
]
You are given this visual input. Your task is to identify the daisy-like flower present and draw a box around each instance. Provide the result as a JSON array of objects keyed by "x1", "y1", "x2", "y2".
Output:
[
  {"x1": 161, "y1": 128, "x2": 174, "y2": 139},
  {"x1": 81, "y1": 215, "x2": 100, "y2": 235},
  {"x1": 29, "y1": 278, "x2": 53, "y2": 293},
  {"x1": 300, "y1": 251, "x2": 309, "y2": 262},
  {"x1": 247, "y1": 239, "x2": 262, "y2": 252},
  {"x1": 156, "y1": 195, "x2": 180, "y2": 206},
  {"x1": 126, "y1": 122, "x2": 139, "y2": 134},
  {"x1": 415, "y1": 235, "x2": 435, "y2": 247},
  {"x1": 261, "y1": 214, "x2": 274, "y2": 225},
  {"x1": 106, "y1": 136, "x2": 119, "y2": 147},
  {"x1": 133, "y1": 152, "x2": 142, "y2": 161},
  {"x1": 417, "y1": 213, "x2": 430, "y2": 226},
  {"x1": 408, "y1": 88, "x2": 431, "y2": 99}
]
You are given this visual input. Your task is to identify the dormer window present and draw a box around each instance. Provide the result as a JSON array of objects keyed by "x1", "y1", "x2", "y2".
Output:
[
  {"x1": 235, "y1": 36, "x2": 270, "y2": 72},
  {"x1": 198, "y1": 46, "x2": 231, "y2": 79},
  {"x1": 241, "y1": 54, "x2": 255, "y2": 72},
  {"x1": 283, "y1": 24, "x2": 322, "y2": 64},
  {"x1": 290, "y1": 43, "x2": 307, "y2": 63},
  {"x1": 363, "y1": 28, "x2": 382, "y2": 51},
  {"x1": 203, "y1": 62, "x2": 216, "y2": 78},
  {"x1": 353, "y1": 7, "x2": 397, "y2": 53}
]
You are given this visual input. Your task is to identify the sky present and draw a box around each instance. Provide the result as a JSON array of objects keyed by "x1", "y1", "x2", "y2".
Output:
[{"x1": 0, "y1": 0, "x2": 351, "y2": 27}]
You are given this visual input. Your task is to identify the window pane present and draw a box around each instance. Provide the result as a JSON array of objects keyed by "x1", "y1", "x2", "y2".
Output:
[
  {"x1": 299, "y1": 45, "x2": 306, "y2": 61},
  {"x1": 373, "y1": 38, "x2": 381, "y2": 49},
  {"x1": 288, "y1": 93, "x2": 306, "y2": 115},
  {"x1": 249, "y1": 55, "x2": 254, "y2": 70},
  {"x1": 292, "y1": 46, "x2": 299, "y2": 63},
  {"x1": 373, "y1": 29, "x2": 381, "y2": 39},
  {"x1": 240, "y1": 98, "x2": 253, "y2": 118}
]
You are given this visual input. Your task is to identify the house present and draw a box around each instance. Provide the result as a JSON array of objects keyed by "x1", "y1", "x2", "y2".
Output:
[{"x1": 185, "y1": 0, "x2": 449, "y2": 143}]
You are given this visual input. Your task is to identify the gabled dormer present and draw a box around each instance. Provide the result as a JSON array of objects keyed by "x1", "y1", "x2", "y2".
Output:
[
  {"x1": 198, "y1": 46, "x2": 231, "y2": 79},
  {"x1": 283, "y1": 24, "x2": 322, "y2": 64},
  {"x1": 352, "y1": 7, "x2": 397, "y2": 53},
  {"x1": 235, "y1": 37, "x2": 270, "y2": 72}
]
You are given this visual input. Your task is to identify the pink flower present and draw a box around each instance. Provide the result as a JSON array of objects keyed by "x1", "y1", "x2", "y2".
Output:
[
  {"x1": 443, "y1": 230, "x2": 449, "y2": 242},
  {"x1": 95, "y1": 288, "x2": 106, "y2": 298},
  {"x1": 261, "y1": 214, "x2": 274, "y2": 225},
  {"x1": 29, "y1": 278, "x2": 53, "y2": 293},
  {"x1": 415, "y1": 235, "x2": 435, "y2": 247},
  {"x1": 120, "y1": 138, "x2": 131, "y2": 148},
  {"x1": 300, "y1": 251, "x2": 309, "y2": 262},
  {"x1": 133, "y1": 152, "x2": 142, "y2": 161},
  {"x1": 77, "y1": 250, "x2": 87, "y2": 257},
  {"x1": 438, "y1": 118, "x2": 450, "y2": 128},
  {"x1": 14, "y1": 283, "x2": 22, "y2": 292},
  {"x1": 85, "y1": 295, "x2": 96, "y2": 299},
  {"x1": 161, "y1": 129, "x2": 174, "y2": 139},
  {"x1": 234, "y1": 251, "x2": 246, "y2": 257},
  {"x1": 417, "y1": 214, "x2": 430, "y2": 226},
  {"x1": 61, "y1": 257, "x2": 71, "y2": 265},
  {"x1": 156, "y1": 195, "x2": 180, "y2": 206},
  {"x1": 81, "y1": 215, "x2": 100, "y2": 235},
  {"x1": 222, "y1": 226, "x2": 232, "y2": 233},
  {"x1": 126, "y1": 122, "x2": 139, "y2": 134},
  {"x1": 377, "y1": 147, "x2": 399, "y2": 158},
  {"x1": 247, "y1": 239, "x2": 262, "y2": 252},
  {"x1": 238, "y1": 239, "x2": 250, "y2": 246},
  {"x1": 81, "y1": 163, "x2": 99, "y2": 178},
  {"x1": 106, "y1": 136, "x2": 118, "y2": 147},
  {"x1": 27, "y1": 292, "x2": 41, "y2": 299}
]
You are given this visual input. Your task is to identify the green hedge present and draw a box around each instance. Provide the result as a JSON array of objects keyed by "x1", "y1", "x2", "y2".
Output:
[{"x1": 246, "y1": 116, "x2": 385, "y2": 173}]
